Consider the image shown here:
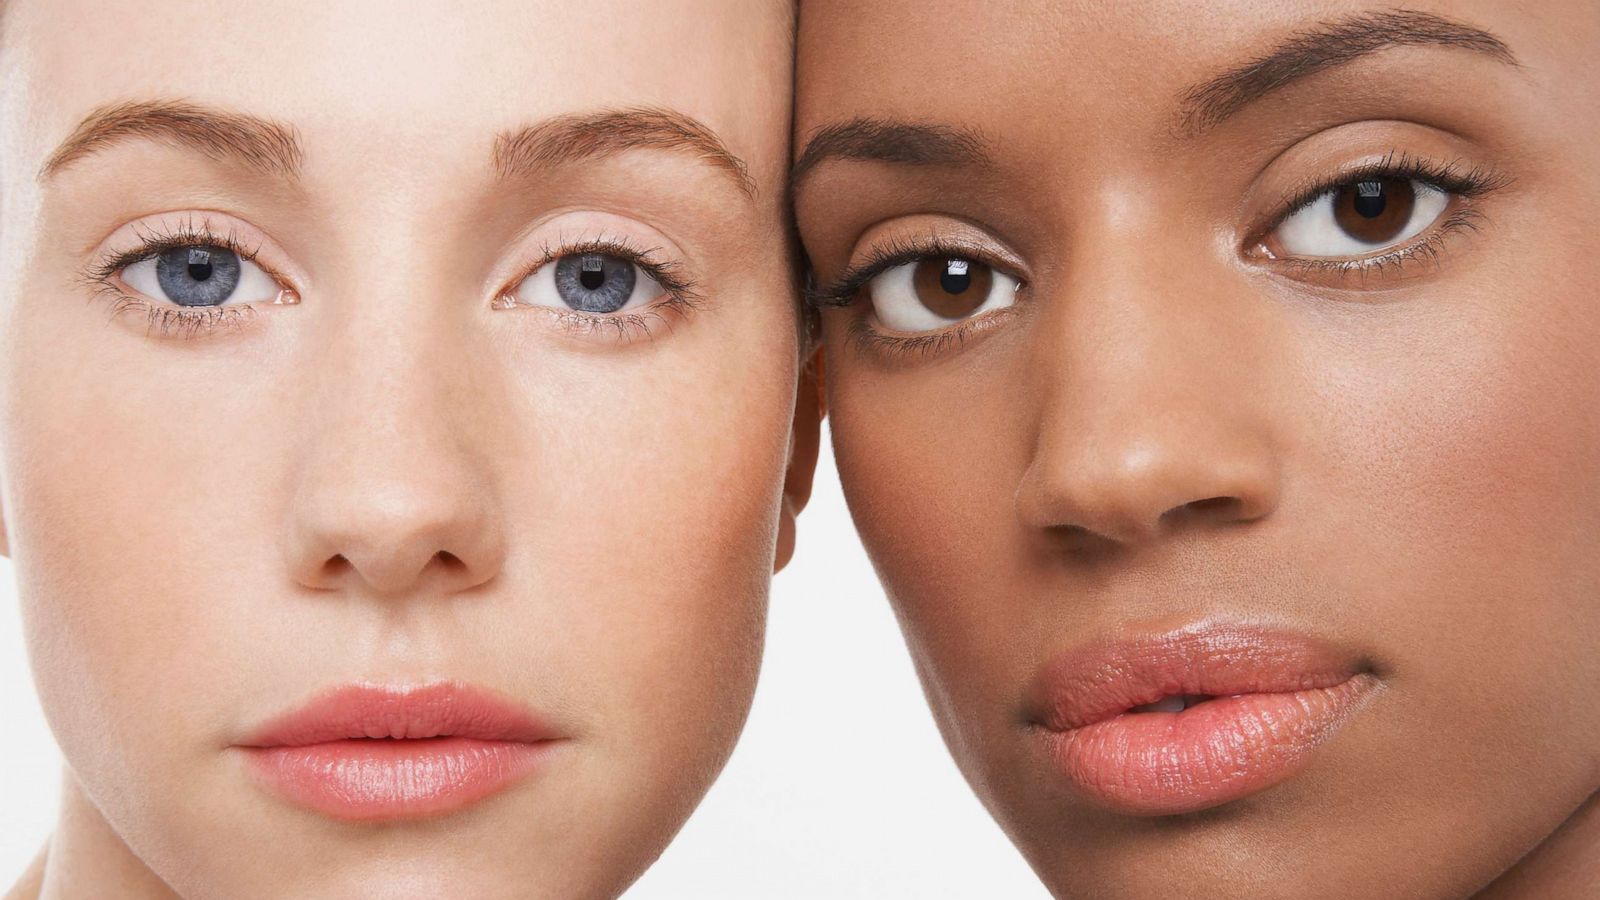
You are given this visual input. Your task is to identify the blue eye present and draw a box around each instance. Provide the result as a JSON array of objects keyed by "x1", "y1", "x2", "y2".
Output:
[
  {"x1": 122, "y1": 244, "x2": 279, "y2": 307},
  {"x1": 556, "y1": 254, "x2": 635, "y2": 313},
  {"x1": 512, "y1": 252, "x2": 664, "y2": 314}
]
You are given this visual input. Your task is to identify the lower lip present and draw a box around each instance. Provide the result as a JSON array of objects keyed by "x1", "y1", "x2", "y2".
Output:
[
  {"x1": 1038, "y1": 674, "x2": 1380, "y2": 816},
  {"x1": 243, "y1": 736, "x2": 555, "y2": 821}
]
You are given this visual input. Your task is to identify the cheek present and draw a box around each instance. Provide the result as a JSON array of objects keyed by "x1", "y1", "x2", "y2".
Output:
[
  {"x1": 3, "y1": 318, "x2": 276, "y2": 798},
  {"x1": 0, "y1": 278, "x2": 800, "y2": 876},
  {"x1": 505, "y1": 325, "x2": 795, "y2": 771},
  {"x1": 1295, "y1": 284, "x2": 1600, "y2": 782},
  {"x1": 823, "y1": 322, "x2": 1038, "y2": 735}
]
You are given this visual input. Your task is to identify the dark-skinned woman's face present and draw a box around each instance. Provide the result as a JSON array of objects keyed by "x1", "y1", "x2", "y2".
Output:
[{"x1": 794, "y1": 2, "x2": 1600, "y2": 897}]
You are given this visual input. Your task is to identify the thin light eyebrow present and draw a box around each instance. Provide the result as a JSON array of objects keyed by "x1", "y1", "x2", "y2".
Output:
[
  {"x1": 790, "y1": 118, "x2": 993, "y2": 193},
  {"x1": 1179, "y1": 8, "x2": 1519, "y2": 136},
  {"x1": 492, "y1": 107, "x2": 756, "y2": 199},
  {"x1": 40, "y1": 99, "x2": 304, "y2": 181}
]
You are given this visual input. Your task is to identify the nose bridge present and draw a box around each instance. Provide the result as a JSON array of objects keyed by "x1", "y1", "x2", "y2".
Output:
[
  {"x1": 1017, "y1": 207, "x2": 1282, "y2": 545},
  {"x1": 283, "y1": 278, "x2": 507, "y2": 598}
]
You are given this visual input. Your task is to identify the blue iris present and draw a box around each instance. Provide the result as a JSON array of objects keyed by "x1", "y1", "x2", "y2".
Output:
[
  {"x1": 155, "y1": 246, "x2": 242, "y2": 307},
  {"x1": 554, "y1": 253, "x2": 636, "y2": 313}
]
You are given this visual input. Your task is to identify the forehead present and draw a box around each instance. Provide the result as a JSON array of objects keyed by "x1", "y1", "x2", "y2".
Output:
[
  {"x1": 2, "y1": 0, "x2": 792, "y2": 178},
  {"x1": 795, "y1": 0, "x2": 1588, "y2": 133}
]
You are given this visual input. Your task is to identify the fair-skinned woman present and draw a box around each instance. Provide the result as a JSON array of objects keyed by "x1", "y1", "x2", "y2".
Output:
[{"x1": 1, "y1": 0, "x2": 817, "y2": 897}]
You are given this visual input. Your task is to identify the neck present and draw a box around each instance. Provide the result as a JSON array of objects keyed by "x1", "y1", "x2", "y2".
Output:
[
  {"x1": 1476, "y1": 787, "x2": 1600, "y2": 899},
  {"x1": 24, "y1": 767, "x2": 179, "y2": 900}
]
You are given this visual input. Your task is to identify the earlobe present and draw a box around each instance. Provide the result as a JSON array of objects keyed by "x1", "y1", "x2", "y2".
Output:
[{"x1": 773, "y1": 348, "x2": 826, "y2": 574}]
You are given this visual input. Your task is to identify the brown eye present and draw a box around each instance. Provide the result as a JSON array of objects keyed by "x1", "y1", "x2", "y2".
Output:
[
  {"x1": 1268, "y1": 176, "x2": 1449, "y2": 259},
  {"x1": 911, "y1": 258, "x2": 993, "y2": 318},
  {"x1": 864, "y1": 254, "x2": 1020, "y2": 333},
  {"x1": 1331, "y1": 178, "x2": 1416, "y2": 244}
]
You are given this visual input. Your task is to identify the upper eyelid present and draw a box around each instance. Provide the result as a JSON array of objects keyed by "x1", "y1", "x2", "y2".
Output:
[
  {"x1": 85, "y1": 213, "x2": 295, "y2": 290},
  {"x1": 505, "y1": 236, "x2": 703, "y2": 306},
  {"x1": 487, "y1": 209, "x2": 706, "y2": 296},
  {"x1": 1260, "y1": 152, "x2": 1509, "y2": 235},
  {"x1": 812, "y1": 237, "x2": 1024, "y2": 307}
]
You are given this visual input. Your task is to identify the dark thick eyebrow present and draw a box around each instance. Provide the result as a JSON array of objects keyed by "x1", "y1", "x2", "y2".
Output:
[
  {"x1": 40, "y1": 99, "x2": 304, "y2": 181},
  {"x1": 790, "y1": 118, "x2": 993, "y2": 193},
  {"x1": 492, "y1": 107, "x2": 755, "y2": 198},
  {"x1": 1179, "y1": 9, "x2": 1518, "y2": 135}
]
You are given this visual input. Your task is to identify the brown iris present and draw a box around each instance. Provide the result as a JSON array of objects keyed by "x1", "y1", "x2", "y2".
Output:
[
  {"x1": 911, "y1": 257, "x2": 992, "y2": 319},
  {"x1": 1332, "y1": 177, "x2": 1417, "y2": 245}
]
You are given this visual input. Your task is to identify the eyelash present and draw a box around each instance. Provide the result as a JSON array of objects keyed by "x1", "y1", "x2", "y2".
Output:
[
  {"x1": 806, "y1": 233, "x2": 1020, "y2": 310},
  {"x1": 79, "y1": 218, "x2": 273, "y2": 339},
  {"x1": 1258, "y1": 150, "x2": 1510, "y2": 280},
  {"x1": 804, "y1": 233, "x2": 1024, "y2": 358},
  {"x1": 80, "y1": 225, "x2": 704, "y2": 342},
  {"x1": 808, "y1": 152, "x2": 1509, "y2": 357},
  {"x1": 497, "y1": 234, "x2": 704, "y2": 341}
]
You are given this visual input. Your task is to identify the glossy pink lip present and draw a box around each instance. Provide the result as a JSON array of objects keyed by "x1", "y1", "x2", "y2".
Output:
[
  {"x1": 1026, "y1": 622, "x2": 1381, "y2": 816},
  {"x1": 235, "y1": 680, "x2": 561, "y2": 821}
]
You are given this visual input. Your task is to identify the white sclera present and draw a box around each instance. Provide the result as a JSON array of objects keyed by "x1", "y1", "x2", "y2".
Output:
[
  {"x1": 512, "y1": 257, "x2": 663, "y2": 312},
  {"x1": 122, "y1": 253, "x2": 280, "y2": 305},
  {"x1": 867, "y1": 260, "x2": 1020, "y2": 333},
  {"x1": 1273, "y1": 180, "x2": 1449, "y2": 258}
]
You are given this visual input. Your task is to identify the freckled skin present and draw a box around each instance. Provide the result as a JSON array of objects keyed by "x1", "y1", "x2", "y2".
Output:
[
  {"x1": 0, "y1": 1, "x2": 815, "y2": 898},
  {"x1": 795, "y1": 1, "x2": 1600, "y2": 898}
]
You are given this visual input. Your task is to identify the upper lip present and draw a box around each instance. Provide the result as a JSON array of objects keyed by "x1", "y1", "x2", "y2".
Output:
[
  {"x1": 236, "y1": 680, "x2": 557, "y2": 748},
  {"x1": 1025, "y1": 620, "x2": 1373, "y2": 732}
]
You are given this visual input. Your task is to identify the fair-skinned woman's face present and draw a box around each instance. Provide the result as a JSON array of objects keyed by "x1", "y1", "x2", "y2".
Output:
[
  {"x1": 0, "y1": 1, "x2": 810, "y2": 897},
  {"x1": 795, "y1": 1, "x2": 1599, "y2": 897}
]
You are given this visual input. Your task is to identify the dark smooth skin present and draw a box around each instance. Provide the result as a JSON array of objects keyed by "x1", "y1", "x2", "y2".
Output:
[{"x1": 794, "y1": 2, "x2": 1599, "y2": 898}]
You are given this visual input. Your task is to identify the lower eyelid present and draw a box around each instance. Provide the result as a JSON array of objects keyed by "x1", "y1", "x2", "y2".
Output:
[
  {"x1": 1264, "y1": 206, "x2": 1485, "y2": 284},
  {"x1": 99, "y1": 293, "x2": 263, "y2": 340}
]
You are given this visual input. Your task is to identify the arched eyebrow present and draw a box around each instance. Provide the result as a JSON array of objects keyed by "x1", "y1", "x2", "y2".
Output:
[
  {"x1": 492, "y1": 107, "x2": 756, "y2": 199},
  {"x1": 40, "y1": 101, "x2": 756, "y2": 201},
  {"x1": 40, "y1": 99, "x2": 304, "y2": 181},
  {"x1": 1178, "y1": 8, "x2": 1519, "y2": 135},
  {"x1": 790, "y1": 118, "x2": 992, "y2": 195}
]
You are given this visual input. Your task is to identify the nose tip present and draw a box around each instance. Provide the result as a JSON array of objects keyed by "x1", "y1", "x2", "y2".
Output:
[
  {"x1": 1016, "y1": 430, "x2": 1280, "y2": 548},
  {"x1": 280, "y1": 321, "x2": 508, "y2": 599},
  {"x1": 287, "y1": 476, "x2": 507, "y2": 597}
]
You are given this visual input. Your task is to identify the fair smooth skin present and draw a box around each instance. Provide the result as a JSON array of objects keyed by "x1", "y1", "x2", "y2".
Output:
[
  {"x1": 0, "y1": 0, "x2": 816, "y2": 897},
  {"x1": 795, "y1": 1, "x2": 1598, "y2": 898}
]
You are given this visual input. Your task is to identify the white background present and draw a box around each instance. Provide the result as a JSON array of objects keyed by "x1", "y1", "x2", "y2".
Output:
[{"x1": 0, "y1": 423, "x2": 1048, "y2": 898}]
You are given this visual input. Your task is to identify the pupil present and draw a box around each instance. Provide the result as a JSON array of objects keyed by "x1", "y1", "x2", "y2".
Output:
[
  {"x1": 911, "y1": 257, "x2": 993, "y2": 320},
  {"x1": 1353, "y1": 182, "x2": 1386, "y2": 218},
  {"x1": 553, "y1": 253, "x2": 636, "y2": 313},
  {"x1": 578, "y1": 254, "x2": 607, "y2": 290},
  {"x1": 939, "y1": 260, "x2": 972, "y2": 294},
  {"x1": 187, "y1": 248, "x2": 214, "y2": 282}
]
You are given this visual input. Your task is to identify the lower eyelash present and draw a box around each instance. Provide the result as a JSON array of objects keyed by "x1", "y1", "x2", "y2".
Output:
[
  {"x1": 1271, "y1": 206, "x2": 1486, "y2": 283},
  {"x1": 845, "y1": 302, "x2": 1017, "y2": 361},
  {"x1": 77, "y1": 280, "x2": 261, "y2": 341},
  {"x1": 105, "y1": 292, "x2": 258, "y2": 339},
  {"x1": 526, "y1": 296, "x2": 695, "y2": 343}
]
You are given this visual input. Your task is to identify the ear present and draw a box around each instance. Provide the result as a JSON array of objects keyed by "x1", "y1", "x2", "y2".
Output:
[{"x1": 774, "y1": 347, "x2": 825, "y2": 573}]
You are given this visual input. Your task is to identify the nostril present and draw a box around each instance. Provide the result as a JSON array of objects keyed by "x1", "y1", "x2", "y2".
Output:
[
  {"x1": 1161, "y1": 496, "x2": 1244, "y2": 527},
  {"x1": 321, "y1": 553, "x2": 352, "y2": 577}
]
